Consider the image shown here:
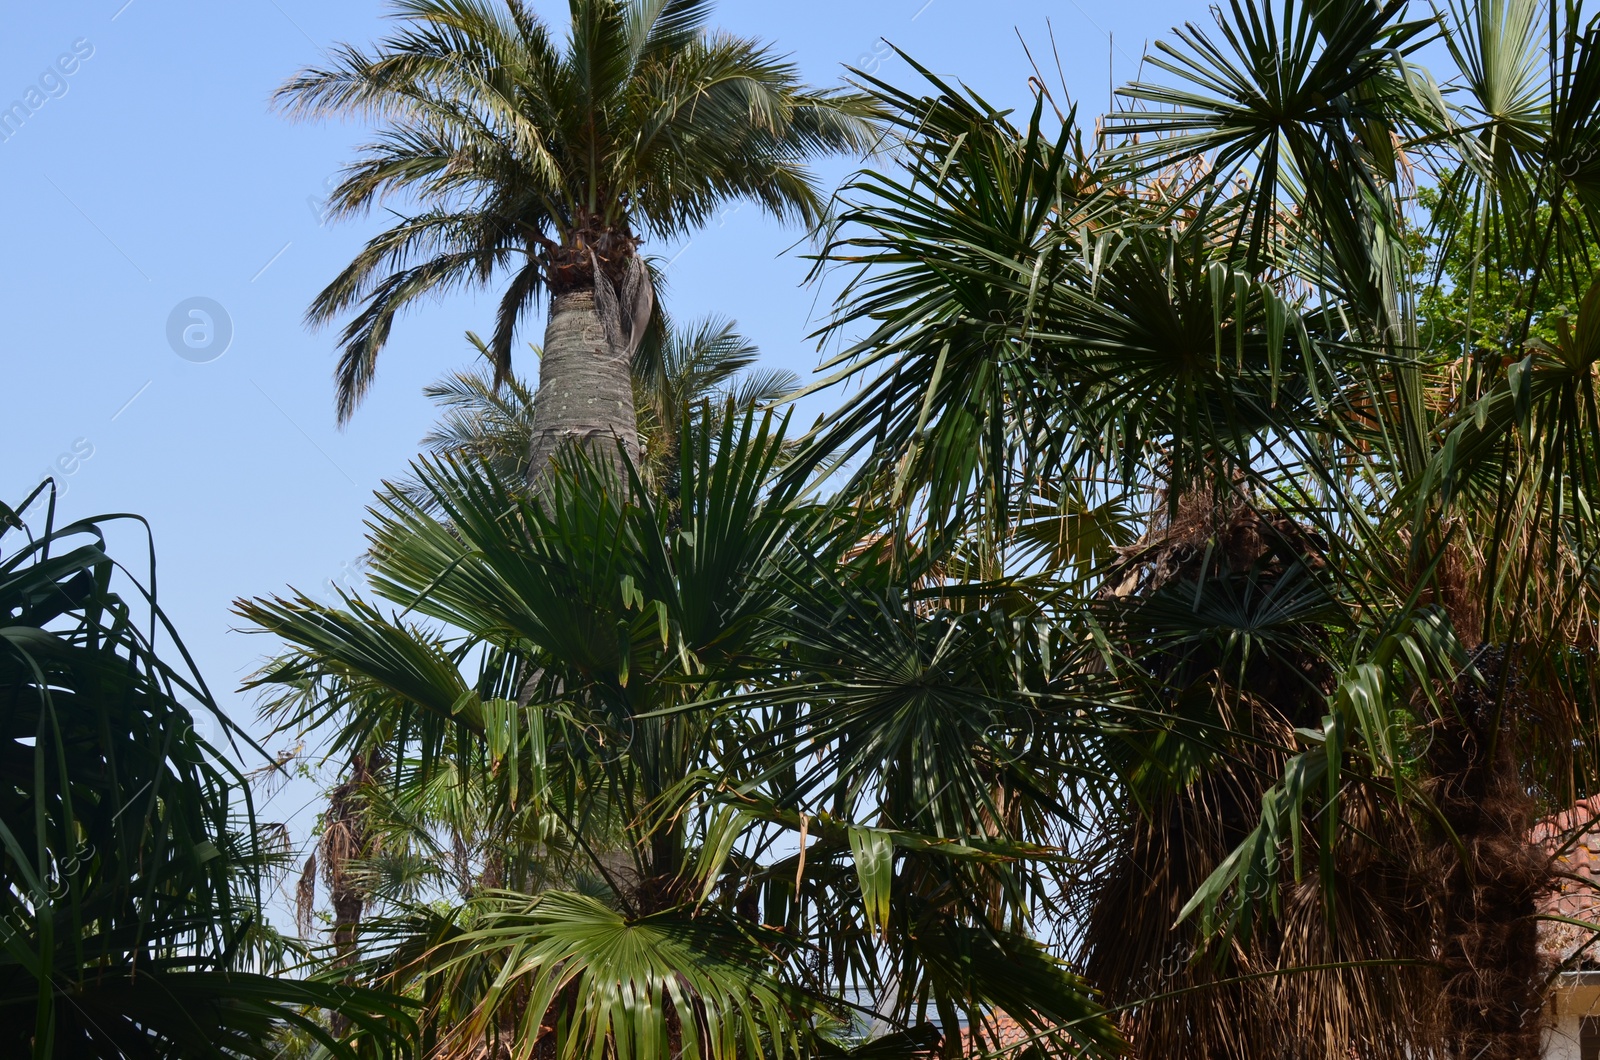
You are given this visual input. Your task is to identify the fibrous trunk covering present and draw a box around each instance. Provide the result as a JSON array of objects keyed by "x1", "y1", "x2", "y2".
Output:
[
  {"x1": 1084, "y1": 494, "x2": 1556, "y2": 1057},
  {"x1": 323, "y1": 751, "x2": 375, "y2": 1036},
  {"x1": 1423, "y1": 646, "x2": 1547, "y2": 1060},
  {"x1": 1083, "y1": 493, "x2": 1431, "y2": 1058}
]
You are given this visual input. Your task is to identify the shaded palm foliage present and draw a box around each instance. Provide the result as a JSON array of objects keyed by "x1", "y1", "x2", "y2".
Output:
[
  {"x1": 240, "y1": 409, "x2": 1122, "y2": 1059},
  {"x1": 0, "y1": 485, "x2": 412, "y2": 1059}
]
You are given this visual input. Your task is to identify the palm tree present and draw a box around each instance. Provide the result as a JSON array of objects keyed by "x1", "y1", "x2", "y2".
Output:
[
  {"x1": 245, "y1": 3, "x2": 1600, "y2": 1058},
  {"x1": 631, "y1": 315, "x2": 799, "y2": 509},
  {"x1": 239, "y1": 409, "x2": 1123, "y2": 1059},
  {"x1": 393, "y1": 315, "x2": 796, "y2": 510},
  {"x1": 277, "y1": 0, "x2": 878, "y2": 483},
  {"x1": 793, "y1": 5, "x2": 1600, "y2": 1057}
]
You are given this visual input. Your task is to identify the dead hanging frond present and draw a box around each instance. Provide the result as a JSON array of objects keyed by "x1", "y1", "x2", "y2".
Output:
[
  {"x1": 591, "y1": 247, "x2": 621, "y2": 348},
  {"x1": 322, "y1": 751, "x2": 379, "y2": 972},
  {"x1": 1099, "y1": 469, "x2": 1327, "y2": 604},
  {"x1": 1080, "y1": 709, "x2": 1434, "y2": 1059},
  {"x1": 1271, "y1": 785, "x2": 1433, "y2": 1060},
  {"x1": 295, "y1": 852, "x2": 317, "y2": 939},
  {"x1": 245, "y1": 740, "x2": 305, "y2": 803},
  {"x1": 590, "y1": 249, "x2": 653, "y2": 359},
  {"x1": 1077, "y1": 479, "x2": 1443, "y2": 1059},
  {"x1": 453, "y1": 830, "x2": 473, "y2": 899},
  {"x1": 1079, "y1": 739, "x2": 1284, "y2": 1060}
]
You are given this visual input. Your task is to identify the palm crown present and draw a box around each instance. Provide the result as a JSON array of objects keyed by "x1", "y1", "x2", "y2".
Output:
[{"x1": 277, "y1": 0, "x2": 880, "y2": 422}]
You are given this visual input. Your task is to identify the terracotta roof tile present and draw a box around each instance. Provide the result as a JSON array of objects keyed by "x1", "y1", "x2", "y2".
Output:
[
  {"x1": 963, "y1": 1015, "x2": 1035, "y2": 1057},
  {"x1": 1533, "y1": 795, "x2": 1600, "y2": 964}
]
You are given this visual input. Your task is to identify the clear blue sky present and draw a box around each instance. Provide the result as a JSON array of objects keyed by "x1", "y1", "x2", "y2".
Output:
[{"x1": 1, "y1": 0, "x2": 1191, "y2": 909}]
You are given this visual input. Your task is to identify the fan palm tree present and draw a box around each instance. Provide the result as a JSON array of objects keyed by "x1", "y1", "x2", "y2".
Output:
[
  {"x1": 792, "y1": 4, "x2": 1600, "y2": 1057},
  {"x1": 239, "y1": 408, "x2": 1123, "y2": 1060},
  {"x1": 277, "y1": 0, "x2": 879, "y2": 484},
  {"x1": 245, "y1": 3, "x2": 1600, "y2": 1057}
]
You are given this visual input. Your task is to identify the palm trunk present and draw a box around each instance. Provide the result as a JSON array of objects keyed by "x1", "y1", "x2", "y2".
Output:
[
  {"x1": 525, "y1": 289, "x2": 639, "y2": 489},
  {"x1": 323, "y1": 750, "x2": 376, "y2": 1037},
  {"x1": 1423, "y1": 646, "x2": 1545, "y2": 1060}
]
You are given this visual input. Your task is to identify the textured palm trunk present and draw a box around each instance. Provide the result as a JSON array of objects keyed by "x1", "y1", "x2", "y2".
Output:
[
  {"x1": 525, "y1": 289, "x2": 639, "y2": 489},
  {"x1": 1422, "y1": 646, "x2": 1545, "y2": 1060},
  {"x1": 323, "y1": 751, "x2": 376, "y2": 1037}
]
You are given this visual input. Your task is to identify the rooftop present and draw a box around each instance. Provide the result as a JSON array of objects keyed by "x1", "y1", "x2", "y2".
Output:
[{"x1": 1533, "y1": 796, "x2": 1600, "y2": 965}]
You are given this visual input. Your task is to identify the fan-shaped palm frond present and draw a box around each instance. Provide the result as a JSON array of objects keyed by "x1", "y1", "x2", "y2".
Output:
[
  {"x1": 391, "y1": 890, "x2": 818, "y2": 1060},
  {"x1": 243, "y1": 404, "x2": 1126, "y2": 1058},
  {"x1": 789, "y1": 4, "x2": 1600, "y2": 1056}
]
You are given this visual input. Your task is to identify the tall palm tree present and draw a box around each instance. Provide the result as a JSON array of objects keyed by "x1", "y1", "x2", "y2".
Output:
[
  {"x1": 392, "y1": 315, "x2": 796, "y2": 510},
  {"x1": 277, "y1": 0, "x2": 878, "y2": 483},
  {"x1": 245, "y1": 4, "x2": 1600, "y2": 1058}
]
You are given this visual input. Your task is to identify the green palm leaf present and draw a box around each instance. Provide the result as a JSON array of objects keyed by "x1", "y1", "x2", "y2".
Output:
[{"x1": 0, "y1": 488, "x2": 415, "y2": 1058}]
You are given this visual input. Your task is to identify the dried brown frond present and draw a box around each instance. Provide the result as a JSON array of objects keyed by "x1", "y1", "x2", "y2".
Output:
[
  {"x1": 295, "y1": 852, "x2": 317, "y2": 939},
  {"x1": 1417, "y1": 646, "x2": 1550, "y2": 1060},
  {"x1": 322, "y1": 751, "x2": 380, "y2": 1035},
  {"x1": 1082, "y1": 492, "x2": 1440, "y2": 1059}
]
